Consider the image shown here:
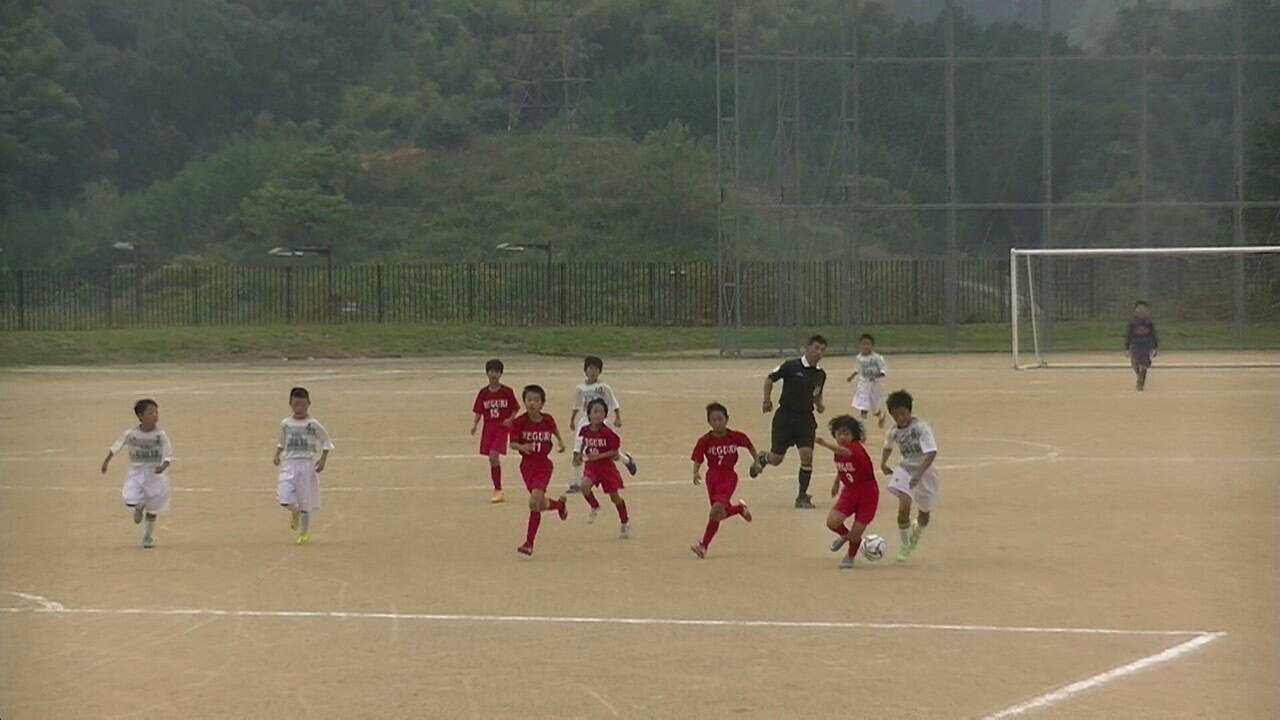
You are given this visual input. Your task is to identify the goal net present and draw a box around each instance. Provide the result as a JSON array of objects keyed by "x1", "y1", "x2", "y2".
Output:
[{"x1": 1011, "y1": 246, "x2": 1280, "y2": 369}]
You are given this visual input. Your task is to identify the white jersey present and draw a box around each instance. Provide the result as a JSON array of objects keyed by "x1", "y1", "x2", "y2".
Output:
[
  {"x1": 883, "y1": 417, "x2": 937, "y2": 472},
  {"x1": 277, "y1": 416, "x2": 334, "y2": 460},
  {"x1": 572, "y1": 382, "x2": 620, "y2": 427},
  {"x1": 855, "y1": 352, "x2": 887, "y2": 383},
  {"x1": 110, "y1": 427, "x2": 174, "y2": 469}
]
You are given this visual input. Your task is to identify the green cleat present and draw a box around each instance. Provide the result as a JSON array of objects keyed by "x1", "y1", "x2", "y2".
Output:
[
  {"x1": 896, "y1": 544, "x2": 911, "y2": 562},
  {"x1": 142, "y1": 535, "x2": 154, "y2": 549},
  {"x1": 296, "y1": 531, "x2": 311, "y2": 545}
]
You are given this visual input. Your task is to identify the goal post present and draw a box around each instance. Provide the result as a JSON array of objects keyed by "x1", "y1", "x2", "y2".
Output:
[{"x1": 1010, "y1": 245, "x2": 1280, "y2": 370}]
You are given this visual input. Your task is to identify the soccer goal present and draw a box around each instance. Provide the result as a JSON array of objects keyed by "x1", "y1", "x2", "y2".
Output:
[{"x1": 1010, "y1": 245, "x2": 1280, "y2": 370}]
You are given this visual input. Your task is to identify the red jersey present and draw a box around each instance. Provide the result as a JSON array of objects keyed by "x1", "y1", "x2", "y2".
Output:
[
  {"x1": 509, "y1": 412, "x2": 559, "y2": 465},
  {"x1": 835, "y1": 441, "x2": 876, "y2": 489},
  {"x1": 473, "y1": 385, "x2": 518, "y2": 425},
  {"x1": 691, "y1": 430, "x2": 753, "y2": 478},
  {"x1": 578, "y1": 423, "x2": 621, "y2": 472}
]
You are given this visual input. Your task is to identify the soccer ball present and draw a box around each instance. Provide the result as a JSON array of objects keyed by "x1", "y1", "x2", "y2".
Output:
[{"x1": 860, "y1": 534, "x2": 887, "y2": 561}]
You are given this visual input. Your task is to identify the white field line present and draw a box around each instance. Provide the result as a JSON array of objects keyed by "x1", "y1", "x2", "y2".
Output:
[
  {"x1": 983, "y1": 632, "x2": 1225, "y2": 719},
  {"x1": 0, "y1": 597, "x2": 1215, "y2": 638}
]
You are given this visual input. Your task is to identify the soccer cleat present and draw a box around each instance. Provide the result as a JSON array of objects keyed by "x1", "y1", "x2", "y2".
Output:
[
  {"x1": 587, "y1": 507, "x2": 598, "y2": 524},
  {"x1": 141, "y1": 535, "x2": 154, "y2": 549},
  {"x1": 830, "y1": 536, "x2": 848, "y2": 553},
  {"x1": 619, "y1": 523, "x2": 630, "y2": 540},
  {"x1": 738, "y1": 501, "x2": 753, "y2": 523},
  {"x1": 517, "y1": 544, "x2": 533, "y2": 556},
  {"x1": 622, "y1": 453, "x2": 638, "y2": 476},
  {"x1": 908, "y1": 520, "x2": 922, "y2": 549},
  {"x1": 839, "y1": 554, "x2": 855, "y2": 570},
  {"x1": 296, "y1": 531, "x2": 311, "y2": 545},
  {"x1": 132, "y1": 506, "x2": 144, "y2": 525},
  {"x1": 896, "y1": 544, "x2": 912, "y2": 562},
  {"x1": 566, "y1": 483, "x2": 581, "y2": 494},
  {"x1": 289, "y1": 508, "x2": 300, "y2": 531},
  {"x1": 490, "y1": 490, "x2": 505, "y2": 504},
  {"x1": 691, "y1": 542, "x2": 707, "y2": 559},
  {"x1": 556, "y1": 496, "x2": 569, "y2": 521},
  {"x1": 795, "y1": 495, "x2": 815, "y2": 509}
]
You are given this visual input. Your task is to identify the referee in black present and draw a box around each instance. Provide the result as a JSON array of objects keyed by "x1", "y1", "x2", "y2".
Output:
[{"x1": 751, "y1": 334, "x2": 828, "y2": 508}]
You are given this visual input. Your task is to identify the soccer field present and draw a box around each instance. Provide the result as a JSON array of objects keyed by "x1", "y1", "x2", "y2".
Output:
[{"x1": 1, "y1": 353, "x2": 1277, "y2": 719}]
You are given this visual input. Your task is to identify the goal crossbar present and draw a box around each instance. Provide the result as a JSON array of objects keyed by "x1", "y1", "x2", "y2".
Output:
[{"x1": 1010, "y1": 245, "x2": 1280, "y2": 370}]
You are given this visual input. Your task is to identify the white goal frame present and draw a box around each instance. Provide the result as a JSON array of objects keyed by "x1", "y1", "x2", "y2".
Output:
[{"x1": 1011, "y1": 245, "x2": 1280, "y2": 370}]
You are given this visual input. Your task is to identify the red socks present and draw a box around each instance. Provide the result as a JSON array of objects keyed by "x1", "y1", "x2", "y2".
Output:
[
  {"x1": 832, "y1": 524, "x2": 849, "y2": 538},
  {"x1": 490, "y1": 465, "x2": 502, "y2": 490},
  {"x1": 616, "y1": 499, "x2": 629, "y2": 524},
  {"x1": 525, "y1": 511, "x2": 541, "y2": 546},
  {"x1": 725, "y1": 503, "x2": 744, "y2": 519},
  {"x1": 546, "y1": 497, "x2": 564, "y2": 512},
  {"x1": 583, "y1": 491, "x2": 601, "y2": 510},
  {"x1": 701, "y1": 520, "x2": 720, "y2": 547}
]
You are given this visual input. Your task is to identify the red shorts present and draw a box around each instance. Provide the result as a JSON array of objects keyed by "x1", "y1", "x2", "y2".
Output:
[
  {"x1": 705, "y1": 471, "x2": 739, "y2": 506},
  {"x1": 584, "y1": 461, "x2": 624, "y2": 494},
  {"x1": 832, "y1": 481, "x2": 879, "y2": 526},
  {"x1": 521, "y1": 459, "x2": 553, "y2": 493},
  {"x1": 478, "y1": 423, "x2": 509, "y2": 456}
]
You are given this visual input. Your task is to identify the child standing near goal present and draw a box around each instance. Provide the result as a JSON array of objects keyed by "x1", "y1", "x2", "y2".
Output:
[
  {"x1": 1125, "y1": 300, "x2": 1159, "y2": 392},
  {"x1": 470, "y1": 358, "x2": 519, "y2": 503},
  {"x1": 816, "y1": 415, "x2": 878, "y2": 570},
  {"x1": 690, "y1": 402, "x2": 760, "y2": 559},
  {"x1": 577, "y1": 398, "x2": 632, "y2": 539},
  {"x1": 509, "y1": 384, "x2": 569, "y2": 556},
  {"x1": 101, "y1": 399, "x2": 173, "y2": 549},
  {"x1": 273, "y1": 387, "x2": 333, "y2": 545},
  {"x1": 567, "y1": 355, "x2": 635, "y2": 493},
  {"x1": 845, "y1": 333, "x2": 887, "y2": 430},
  {"x1": 881, "y1": 390, "x2": 939, "y2": 562}
]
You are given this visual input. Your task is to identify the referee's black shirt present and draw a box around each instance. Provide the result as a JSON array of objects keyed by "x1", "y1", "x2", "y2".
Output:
[{"x1": 768, "y1": 356, "x2": 826, "y2": 414}]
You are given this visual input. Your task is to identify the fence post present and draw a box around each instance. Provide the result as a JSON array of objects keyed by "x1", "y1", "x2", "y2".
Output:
[
  {"x1": 558, "y1": 265, "x2": 567, "y2": 324},
  {"x1": 105, "y1": 268, "x2": 114, "y2": 329},
  {"x1": 16, "y1": 270, "x2": 27, "y2": 330},
  {"x1": 285, "y1": 266, "x2": 294, "y2": 324},
  {"x1": 190, "y1": 267, "x2": 200, "y2": 325},
  {"x1": 133, "y1": 264, "x2": 143, "y2": 325},
  {"x1": 376, "y1": 265, "x2": 385, "y2": 323}
]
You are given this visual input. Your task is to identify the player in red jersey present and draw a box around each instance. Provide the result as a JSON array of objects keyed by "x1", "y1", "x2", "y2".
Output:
[
  {"x1": 470, "y1": 358, "x2": 519, "y2": 504},
  {"x1": 690, "y1": 402, "x2": 762, "y2": 559},
  {"x1": 577, "y1": 398, "x2": 632, "y2": 539},
  {"x1": 508, "y1": 384, "x2": 569, "y2": 556},
  {"x1": 817, "y1": 414, "x2": 879, "y2": 570}
]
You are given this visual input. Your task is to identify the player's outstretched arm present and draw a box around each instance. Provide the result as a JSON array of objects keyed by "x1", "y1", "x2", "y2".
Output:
[
  {"x1": 316, "y1": 449, "x2": 329, "y2": 473},
  {"x1": 880, "y1": 446, "x2": 894, "y2": 476},
  {"x1": 910, "y1": 451, "x2": 937, "y2": 487},
  {"x1": 552, "y1": 427, "x2": 567, "y2": 453},
  {"x1": 100, "y1": 451, "x2": 113, "y2": 474}
]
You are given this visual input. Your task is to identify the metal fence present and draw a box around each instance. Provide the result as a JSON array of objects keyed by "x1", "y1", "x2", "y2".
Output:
[
  {"x1": 2, "y1": 257, "x2": 1274, "y2": 333},
  {"x1": 0, "y1": 259, "x2": 1013, "y2": 331}
]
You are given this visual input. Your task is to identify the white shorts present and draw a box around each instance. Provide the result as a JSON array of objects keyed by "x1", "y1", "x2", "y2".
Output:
[
  {"x1": 122, "y1": 467, "x2": 171, "y2": 513},
  {"x1": 887, "y1": 466, "x2": 940, "y2": 512},
  {"x1": 852, "y1": 381, "x2": 885, "y2": 414},
  {"x1": 278, "y1": 459, "x2": 322, "y2": 512}
]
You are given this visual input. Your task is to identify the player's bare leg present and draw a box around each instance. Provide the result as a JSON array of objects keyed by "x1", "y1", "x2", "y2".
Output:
[
  {"x1": 839, "y1": 519, "x2": 868, "y2": 569},
  {"x1": 489, "y1": 451, "x2": 504, "y2": 503},
  {"x1": 610, "y1": 491, "x2": 630, "y2": 539},
  {"x1": 828, "y1": 509, "x2": 852, "y2": 552},
  {"x1": 131, "y1": 503, "x2": 145, "y2": 525},
  {"x1": 875, "y1": 411, "x2": 887, "y2": 430},
  {"x1": 519, "y1": 489, "x2": 545, "y2": 555}
]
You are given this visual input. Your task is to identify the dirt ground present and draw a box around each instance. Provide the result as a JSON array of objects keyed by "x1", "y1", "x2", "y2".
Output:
[{"x1": 1, "y1": 352, "x2": 1277, "y2": 719}]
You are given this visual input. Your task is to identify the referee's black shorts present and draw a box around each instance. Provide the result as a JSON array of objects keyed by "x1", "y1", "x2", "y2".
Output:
[{"x1": 770, "y1": 409, "x2": 817, "y2": 456}]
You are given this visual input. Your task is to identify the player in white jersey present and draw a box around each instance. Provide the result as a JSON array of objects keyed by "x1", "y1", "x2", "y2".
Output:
[
  {"x1": 272, "y1": 387, "x2": 334, "y2": 545},
  {"x1": 845, "y1": 333, "x2": 888, "y2": 430},
  {"x1": 101, "y1": 399, "x2": 173, "y2": 549},
  {"x1": 880, "y1": 389, "x2": 939, "y2": 562},
  {"x1": 565, "y1": 355, "x2": 635, "y2": 493}
]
